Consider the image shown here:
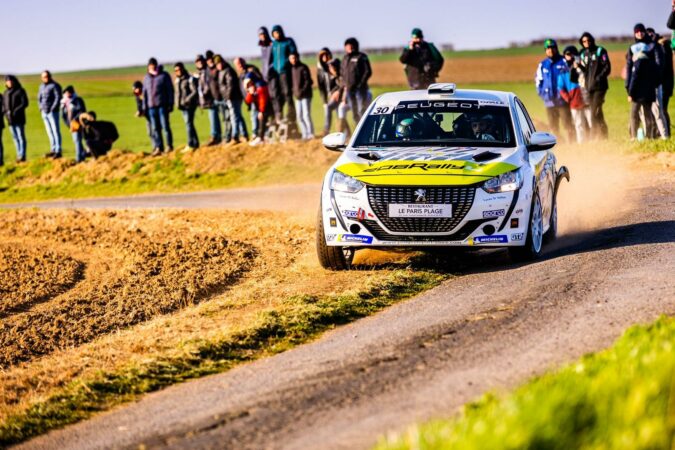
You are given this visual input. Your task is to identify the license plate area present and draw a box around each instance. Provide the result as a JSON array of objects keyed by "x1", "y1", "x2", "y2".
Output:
[{"x1": 388, "y1": 203, "x2": 452, "y2": 218}]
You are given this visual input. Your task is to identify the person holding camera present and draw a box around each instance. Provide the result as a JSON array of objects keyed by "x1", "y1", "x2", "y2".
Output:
[
  {"x1": 578, "y1": 32, "x2": 611, "y2": 139},
  {"x1": 399, "y1": 28, "x2": 444, "y2": 90}
]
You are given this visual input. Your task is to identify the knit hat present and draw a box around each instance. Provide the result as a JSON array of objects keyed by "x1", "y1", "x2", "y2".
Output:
[
  {"x1": 562, "y1": 45, "x2": 578, "y2": 56},
  {"x1": 411, "y1": 28, "x2": 423, "y2": 39},
  {"x1": 543, "y1": 38, "x2": 557, "y2": 49},
  {"x1": 205, "y1": 50, "x2": 214, "y2": 60},
  {"x1": 195, "y1": 54, "x2": 205, "y2": 63},
  {"x1": 148, "y1": 57, "x2": 158, "y2": 66},
  {"x1": 271, "y1": 25, "x2": 282, "y2": 34},
  {"x1": 634, "y1": 23, "x2": 646, "y2": 33}
]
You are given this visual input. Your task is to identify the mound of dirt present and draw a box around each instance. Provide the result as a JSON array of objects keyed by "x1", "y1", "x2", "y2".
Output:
[
  {"x1": 0, "y1": 210, "x2": 257, "y2": 368},
  {"x1": 0, "y1": 244, "x2": 84, "y2": 317}
]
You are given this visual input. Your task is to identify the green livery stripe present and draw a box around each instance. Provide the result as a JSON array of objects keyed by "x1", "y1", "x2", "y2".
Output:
[{"x1": 337, "y1": 160, "x2": 518, "y2": 186}]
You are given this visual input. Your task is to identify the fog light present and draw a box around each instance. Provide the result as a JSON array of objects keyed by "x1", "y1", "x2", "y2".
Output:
[
  {"x1": 329, "y1": 217, "x2": 337, "y2": 227},
  {"x1": 350, "y1": 224, "x2": 361, "y2": 234},
  {"x1": 482, "y1": 224, "x2": 495, "y2": 236}
]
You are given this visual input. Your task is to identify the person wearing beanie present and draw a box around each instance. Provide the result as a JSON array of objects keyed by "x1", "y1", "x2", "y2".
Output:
[
  {"x1": 269, "y1": 25, "x2": 298, "y2": 132},
  {"x1": 195, "y1": 53, "x2": 221, "y2": 146},
  {"x1": 646, "y1": 27, "x2": 670, "y2": 138},
  {"x1": 316, "y1": 48, "x2": 341, "y2": 135},
  {"x1": 215, "y1": 56, "x2": 248, "y2": 144},
  {"x1": 173, "y1": 62, "x2": 200, "y2": 152},
  {"x1": 3, "y1": 75, "x2": 29, "y2": 163},
  {"x1": 558, "y1": 46, "x2": 592, "y2": 143},
  {"x1": 535, "y1": 39, "x2": 574, "y2": 143},
  {"x1": 578, "y1": 31, "x2": 611, "y2": 139},
  {"x1": 60, "y1": 85, "x2": 87, "y2": 162},
  {"x1": 234, "y1": 57, "x2": 264, "y2": 137},
  {"x1": 142, "y1": 57, "x2": 175, "y2": 155},
  {"x1": 290, "y1": 52, "x2": 314, "y2": 140},
  {"x1": 625, "y1": 24, "x2": 659, "y2": 139},
  {"x1": 38, "y1": 70, "x2": 63, "y2": 159},
  {"x1": 341, "y1": 37, "x2": 372, "y2": 123},
  {"x1": 399, "y1": 28, "x2": 444, "y2": 89}
]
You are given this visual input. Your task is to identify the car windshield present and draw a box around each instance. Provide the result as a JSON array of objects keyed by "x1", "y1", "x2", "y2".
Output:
[{"x1": 352, "y1": 101, "x2": 515, "y2": 148}]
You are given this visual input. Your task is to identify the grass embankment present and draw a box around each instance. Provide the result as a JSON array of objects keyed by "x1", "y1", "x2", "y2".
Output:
[{"x1": 377, "y1": 316, "x2": 675, "y2": 450}]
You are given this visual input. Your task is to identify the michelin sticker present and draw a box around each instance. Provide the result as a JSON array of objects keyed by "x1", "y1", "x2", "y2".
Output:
[
  {"x1": 337, "y1": 234, "x2": 373, "y2": 244},
  {"x1": 474, "y1": 235, "x2": 508, "y2": 244}
]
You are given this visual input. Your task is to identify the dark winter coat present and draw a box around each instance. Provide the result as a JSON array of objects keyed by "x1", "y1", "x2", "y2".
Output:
[
  {"x1": 341, "y1": 50, "x2": 372, "y2": 93},
  {"x1": 208, "y1": 66, "x2": 222, "y2": 102},
  {"x1": 38, "y1": 80, "x2": 62, "y2": 113},
  {"x1": 660, "y1": 38, "x2": 674, "y2": 97},
  {"x1": 196, "y1": 68, "x2": 214, "y2": 108},
  {"x1": 61, "y1": 95, "x2": 86, "y2": 126},
  {"x1": 317, "y1": 58, "x2": 340, "y2": 103},
  {"x1": 626, "y1": 40, "x2": 659, "y2": 103},
  {"x1": 0, "y1": 94, "x2": 4, "y2": 130},
  {"x1": 292, "y1": 62, "x2": 313, "y2": 99},
  {"x1": 259, "y1": 27, "x2": 274, "y2": 81},
  {"x1": 578, "y1": 33, "x2": 611, "y2": 93},
  {"x1": 83, "y1": 121, "x2": 118, "y2": 157},
  {"x1": 175, "y1": 74, "x2": 199, "y2": 110},
  {"x1": 142, "y1": 68, "x2": 174, "y2": 110},
  {"x1": 217, "y1": 64, "x2": 243, "y2": 102},
  {"x1": 3, "y1": 80, "x2": 29, "y2": 126},
  {"x1": 668, "y1": 9, "x2": 675, "y2": 30},
  {"x1": 399, "y1": 41, "x2": 444, "y2": 89}
]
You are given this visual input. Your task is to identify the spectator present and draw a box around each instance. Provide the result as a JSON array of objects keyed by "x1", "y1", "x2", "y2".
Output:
[
  {"x1": 535, "y1": 39, "x2": 574, "y2": 142},
  {"x1": 61, "y1": 86, "x2": 87, "y2": 162},
  {"x1": 3, "y1": 75, "x2": 29, "y2": 163},
  {"x1": 234, "y1": 57, "x2": 264, "y2": 138},
  {"x1": 578, "y1": 32, "x2": 611, "y2": 139},
  {"x1": 328, "y1": 60, "x2": 351, "y2": 137},
  {"x1": 558, "y1": 46, "x2": 591, "y2": 143},
  {"x1": 38, "y1": 70, "x2": 63, "y2": 159},
  {"x1": 341, "y1": 37, "x2": 372, "y2": 123},
  {"x1": 317, "y1": 48, "x2": 341, "y2": 135},
  {"x1": 647, "y1": 27, "x2": 670, "y2": 138},
  {"x1": 243, "y1": 75, "x2": 271, "y2": 146},
  {"x1": 174, "y1": 62, "x2": 200, "y2": 153},
  {"x1": 195, "y1": 53, "x2": 221, "y2": 146},
  {"x1": 270, "y1": 25, "x2": 298, "y2": 130},
  {"x1": 208, "y1": 52, "x2": 230, "y2": 145},
  {"x1": 290, "y1": 52, "x2": 314, "y2": 140},
  {"x1": 142, "y1": 57, "x2": 174, "y2": 155},
  {"x1": 399, "y1": 28, "x2": 444, "y2": 90},
  {"x1": 670, "y1": 0, "x2": 675, "y2": 30},
  {"x1": 79, "y1": 111, "x2": 118, "y2": 158},
  {"x1": 132, "y1": 80, "x2": 152, "y2": 139},
  {"x1": 626, "y1": 24, "x2": 659, "y2": 139},
  {"x1": 0, "y1": 92, "x2": 3, "y2": 166},
  {"x1": 655, "y1": 32, "x2": 673, "y2": 134},
  {"x1": 258, "y1": 27, "x2": 273, "y2": 82},
  {"x1": 215, "y1": 55, "x2": 248, "y2": 144}
]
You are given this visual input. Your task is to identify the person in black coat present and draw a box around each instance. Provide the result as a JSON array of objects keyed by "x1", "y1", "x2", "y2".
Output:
[
  {"x1": 579, "y1": 32, "x2": 611, "y2": 139},
  {"x1": 215, "y1": 55, "x2": 248, "y2": 143},
  {"x1": 626, "y1": 24, "x2": 659, "y2": 139},
  {"x1": 647, "y1": 27, "x2": 671, "y2": 138},
  {"x1": 142, "y1": 58, "x2": 174, "y2": 155},
  {"x1": 290, "y1": 52, "x2": 314, "y2": 139},
  {"x1": 61, "y1": 86, "x2": 87, "y2": 162},
  {"x1": 317, "y1": 48, "x2": 341, "y2": 135},
  {"x1": 173, "y1": 63, "x2": 200, "y2": 152},
  {"x1": 341, "y1": 37, "x2": 372, "y2": 123},
  {"x1": 399, "y1": 28, "x2": 444, "y2": 89},
  {"x1": 3, "y1": 75, "x2": 29, "y2": 162}
]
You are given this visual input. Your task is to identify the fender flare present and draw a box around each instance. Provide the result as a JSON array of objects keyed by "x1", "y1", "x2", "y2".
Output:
[{"x1": 554, "y1": 166, "x2": 570, "y2": 199}]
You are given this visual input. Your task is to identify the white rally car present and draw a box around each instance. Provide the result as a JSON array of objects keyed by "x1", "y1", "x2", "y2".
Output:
[{"x1": 317, "y1": 83, "x2": 569, "y2": 270}]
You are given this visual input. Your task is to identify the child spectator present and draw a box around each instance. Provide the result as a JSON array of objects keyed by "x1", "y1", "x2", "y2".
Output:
[{"x1": 243, "y1": 75, "x2": 271, "y2": 146}]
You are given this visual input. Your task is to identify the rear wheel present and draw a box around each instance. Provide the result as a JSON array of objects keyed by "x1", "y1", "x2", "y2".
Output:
[
  {"x1": 316, "y1": 206, "x2": 355, "y2": 270},
  {"x1": 509, "y1": 190, "x2": 544, "y2": 262}
]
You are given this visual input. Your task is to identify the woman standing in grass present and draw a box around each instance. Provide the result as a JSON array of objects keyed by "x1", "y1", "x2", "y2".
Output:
[{"x1": 3, "y1": 76, "x2": 29, "y2": 163}]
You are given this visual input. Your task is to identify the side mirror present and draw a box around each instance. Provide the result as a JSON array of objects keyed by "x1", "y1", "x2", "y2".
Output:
[
  {"x1": 322, "y1": 132, "x2": 347, "y2": 152},
  {"x1": 527, "y1": 131, "x2": 557, "y2": 151}
]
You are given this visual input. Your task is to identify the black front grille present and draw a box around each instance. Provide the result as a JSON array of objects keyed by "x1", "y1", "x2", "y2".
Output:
[
  {"x1": 367, "y1": 186, "x2": 476, "y2": 233},
  {"x1": 362, "y1": 219, "x2": 490, "y2": 242}
]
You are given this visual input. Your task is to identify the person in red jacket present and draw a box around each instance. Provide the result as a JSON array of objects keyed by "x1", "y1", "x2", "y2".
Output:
[
  {"x1": 558, "y1": 46, "x2": 592, "y2": 143},
  {"x1": 243, "y1": 75, "x2": 270, "y2": 146}
]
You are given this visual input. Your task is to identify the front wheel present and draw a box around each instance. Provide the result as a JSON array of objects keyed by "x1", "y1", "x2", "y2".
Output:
[
  {"x1": 509, "y1": 190, "x2": 544, "y2": 262},
  {"x1": 316, "y1": 207, "x2": 355, "y2": 270},
  {"x1": 543, "y1": 195, "x2": 557, "y2": 244}
]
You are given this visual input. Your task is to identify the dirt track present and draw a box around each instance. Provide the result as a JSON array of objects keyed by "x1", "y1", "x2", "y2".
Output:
[{"x1": 11, "y1": 147, "x2": 674, "y2": 449}]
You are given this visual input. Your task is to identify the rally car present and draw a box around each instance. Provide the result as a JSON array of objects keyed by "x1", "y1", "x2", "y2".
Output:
[{"x1": 317, "y1": 83, "x2": 569, "y2": 270}]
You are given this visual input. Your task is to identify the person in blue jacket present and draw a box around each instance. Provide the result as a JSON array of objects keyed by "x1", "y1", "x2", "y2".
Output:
[
  {"x1": 142, "y1": 58, "x2": 175, "y2": 155},
  {"x1": 270, "y1": 25, "x2": 298, "y2": 131},
  {"x1": 38, "y1": 71, "x2": 63, "y2": 159},
  {"x1": 535, "y1": 39, "x2": 574, "y2": 142}
]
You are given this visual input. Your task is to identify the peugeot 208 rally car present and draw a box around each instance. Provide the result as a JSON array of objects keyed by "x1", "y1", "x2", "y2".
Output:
[{"x1": 317, "y1": 83, "x2": 569, "y2": 270}]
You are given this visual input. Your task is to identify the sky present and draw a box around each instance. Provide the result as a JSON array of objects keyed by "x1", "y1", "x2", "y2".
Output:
[{"x1": 0, "y1": 0, "x2": 669, "y2": 74}]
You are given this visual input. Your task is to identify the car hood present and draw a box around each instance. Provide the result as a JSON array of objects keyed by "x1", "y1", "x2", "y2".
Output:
[{"x1": 335, "y1": 146, "x2": 522, "y2": 186}]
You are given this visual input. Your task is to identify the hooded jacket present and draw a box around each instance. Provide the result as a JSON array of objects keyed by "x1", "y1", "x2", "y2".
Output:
[
  {"x1": 578, "y1": 33, "x2": 611, "y2": 92},
  {"x1": 658, "y1": 36, "x2": 674, "y2": 97},
  {"x1": 142, "y1": 66, "x2": 175, "y2": 110},
  {"x1": 271, "y1": 26, "x2": 297, "y2": 74},
  {"x1": 317, "y1": 55, "x2": 341, "y2": 104},
  {"x1": 341, "y1": 39, "x2": 372, "y2": 93},
  {"x1": 535, "y1": 53, "x2": 569, "y2": 107},
  {"x1": 61, "y1": 92, "x2": 86, "y2": 126},
  {"x1": 291, "y1": 59, "x2": 313, "y2": 99},
  {"x1": 175, "y1": 73, "x2": 199, "y2": 110},
  {"x1": 216, "y1": 62, "x2": 243, "y2": 102},
  {"x1": 557, "y1": 60, "x2": 586, "y2": 109},
  {"x1": 38, "y1": 79, "x2": 62, "y2": 113},
  {"x1": 3, "y1": 77, "x2": 29, "y2": 126},
  {"x1": 196, "y1": 66, "x2": 214, "y2": 108},
  {"x1": 626, "y1": 36, "x2": 659, "y2": 103},
  {"x1": 258, "y1": 27, "x2": 274, "y2": 80},
  {"x1": 399, "y1": 40, "x2": 444, "y2": 89}
]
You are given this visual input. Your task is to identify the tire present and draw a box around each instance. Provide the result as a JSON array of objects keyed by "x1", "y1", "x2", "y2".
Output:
[
  {"x1": 509, "y1": 190, "x2": 544, "y2": 262},
  {"x1": 543, "y1": 194, "x2": 557, "y2": 244},
  {"x1": 316, "y1": 206, "x2": 355, "y2": 270}
]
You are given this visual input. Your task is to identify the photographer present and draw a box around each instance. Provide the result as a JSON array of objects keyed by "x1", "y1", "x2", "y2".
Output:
[{"x1": 399, "y1": 28, "x2": 444, "y2": 90}]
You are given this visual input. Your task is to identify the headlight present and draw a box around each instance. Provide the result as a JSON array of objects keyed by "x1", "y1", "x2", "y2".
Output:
[
  {"x1": 331, "y1": 170, "x2": 365, "y2": 193},
  {"x1": 482, "y1": 168, "x2": 524, "y2": 193}
]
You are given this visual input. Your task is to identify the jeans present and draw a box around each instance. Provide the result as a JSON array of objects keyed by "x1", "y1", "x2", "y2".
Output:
[
  {"x1": 9, "y1": 124, "x2": 27, "y2": 161},
  {"x1": 147, "y1": 106, "x2": 173, "y2": 151},
  {"x1": 295, "y1": 98, "x2": 314, "y2": 139},
  {"x1": 588, "y1": 90, "x2": 608, "y2": 139},
  {"x1": 323, "y1": 102, "x2": 339, "y2": 134},
  {"x1": 631, "y1": 101, "x2": 656, "y2": 139},
  {"x1": 72, "y1": 130, "x2": 86, "y2": 163},
  {"x1": 250, "y1": 103, "x2": 259, "y2": 137},
  {"x1": 346, "y1": 89, "x2": 372, "y2": 123},
  {"x1": 214, "y1": 100, "x2": 232, "y2": 142},
  {"x1": 207, "y1": 106, "x2": 222, "y2": 141},
  {"x1": 651, "y1": 85, "x2": 669, "y2": 138},
  {"x1": 226, "y1": 99, "x2": 248, "y2": 140},
  {"x1": 41, "y1": 110, "x2": 62, "y2": 154},
  {"x1": 181, "y1": 108, "x2": 200, "y2": 149}
]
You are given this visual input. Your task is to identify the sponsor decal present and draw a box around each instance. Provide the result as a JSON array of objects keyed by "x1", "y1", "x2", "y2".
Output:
[
  {"x1": 343, "y1": 210, "x2": 358, "y2": 219},
  {"x1": 482, "y1": 209, "x2": 505, "y2": 218},
  {"x1": 511, "y1": 233, "x2": 524, "y2": 241},
  {"x1": 329, "y1": 217, "x2": 337, "y2": 227},
  {"x1": 514, "y1": 208, "x2": 524, "y2": 214},
  {"x1": 337, "y1": 234, "x2": 373, "y2": 244},
  {"x1": 481, "y1": 195, "x2": 509, "y2": 202},
  {"x1": 393, "y1": 100, "x2": 482, "y2": 111},
  {"x1": 326, "y1": 234, "x2": 337, "y2": 242},
  {"x1": 473, "y1": 235, "x2": 508, "y2": 244},
  {"x1": 389, "y1": 203, "x2": 452, "y2": 218},
  {"x1": 363, "y1": 162, "x2": 466, "y2": 173}
]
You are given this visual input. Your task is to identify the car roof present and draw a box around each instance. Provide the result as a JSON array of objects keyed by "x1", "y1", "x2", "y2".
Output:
[{"x1": 372, "y1": 88, "x2": 515, "y2": 107}]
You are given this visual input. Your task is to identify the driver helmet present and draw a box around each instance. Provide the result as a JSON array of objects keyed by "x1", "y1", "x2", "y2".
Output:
[{"x1": 395, "y1": 118, "x2": 421, "y2": 140}]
